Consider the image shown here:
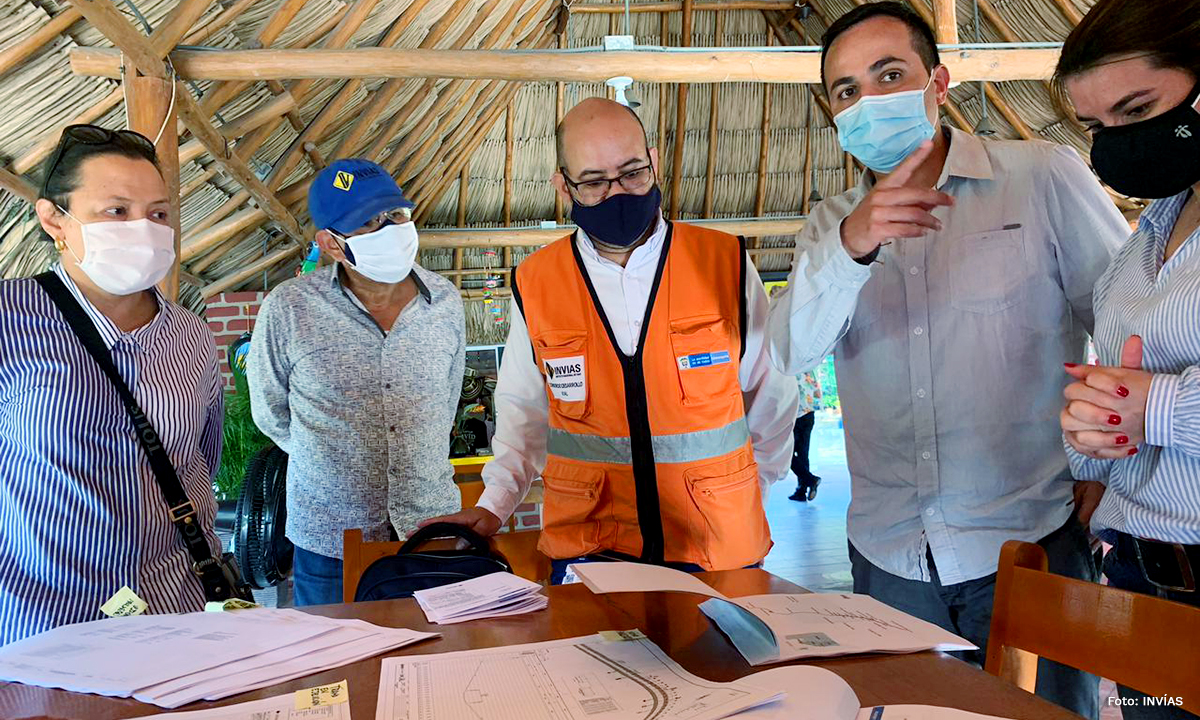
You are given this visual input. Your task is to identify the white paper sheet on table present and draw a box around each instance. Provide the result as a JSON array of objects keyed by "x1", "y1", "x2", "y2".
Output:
[
  {"x1": 373, "y1": 631, "x2": 782, "y2": 720},
  {"x1": 0, "y1": 609, "x2": 333, "y2": 696},
  {"x1": 728, "y1": 665, "x2": 1017, "y2": 720},
  {"x1": 569, "y1": 561, "x2": 729, "y2": 598},
  {"x1": 413, "y1": 571, "x2": 547, "y2": 624},
  {"x1": 128, "y1": 681, "x2": 354, "y2": 720},
  {"x1": 700, "y1": 593, "x2": 976, "y2": 665}
]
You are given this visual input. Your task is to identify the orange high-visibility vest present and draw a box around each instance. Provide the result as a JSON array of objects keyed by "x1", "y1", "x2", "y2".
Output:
[{"x1": 512, "y1": 222, "x2": 772, "y2": 570}]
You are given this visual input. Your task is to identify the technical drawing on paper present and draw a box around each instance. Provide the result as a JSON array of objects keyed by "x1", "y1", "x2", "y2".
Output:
[
  {"x1": 374, "y1": 635, "x2": 774, "y2": 720},
  {"x1": 742, "y1": 594, "x2": 914, "y2": 642}
]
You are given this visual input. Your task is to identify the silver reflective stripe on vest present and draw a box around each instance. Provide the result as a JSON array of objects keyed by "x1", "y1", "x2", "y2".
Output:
[{"x1": 547, "y1": 417, "x2": 750, "y2": 465}]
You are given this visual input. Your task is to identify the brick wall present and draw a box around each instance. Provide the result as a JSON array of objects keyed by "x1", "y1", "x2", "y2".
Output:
[
  {"x1": 511, "y1": 498, "x2": 542, "y2": 531},
  {"x1": 205, "y1": 291, "x2": 265, "y2": 390}
]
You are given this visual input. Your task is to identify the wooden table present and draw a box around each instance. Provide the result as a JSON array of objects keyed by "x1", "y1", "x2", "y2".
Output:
[{"x1": 0, "y1": 570, "x2": 1080, "y2": 719}]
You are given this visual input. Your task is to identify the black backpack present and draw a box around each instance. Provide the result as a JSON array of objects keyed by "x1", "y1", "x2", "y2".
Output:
[{"x1": 353, "y1": 522, "x2": 513, "y2": 602}]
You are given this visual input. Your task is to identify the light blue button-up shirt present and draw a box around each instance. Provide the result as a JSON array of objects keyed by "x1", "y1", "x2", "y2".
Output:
[
  {"x1": 769, "y1": 128, "x2": 1128, "y2": 584},
  {"x1": 1069, "y1": 190, "x2": 1200, "y2": 544}
]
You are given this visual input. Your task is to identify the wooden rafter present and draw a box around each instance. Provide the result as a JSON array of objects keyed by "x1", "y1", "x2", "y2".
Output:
[
  {"x1": 0, "y1": 7, "x2": 83, "y2": 77},
  {"x1": 503, "y1": 101, "x2": 514, "y2": 226},
  {"x1": 1048, "y1": 0, "x2": 1083, "y2": 26},
  {"x1": 0, "y1": 166, "x2": 37, "y2": 203},
  {"x1": 148, "y1": 0, "x2": 215, "y2": 58},
  {"x1": 179, "y1": 92, "x2": 298, "y2": 165},
  {"x1": 570, "y1": 1, "x2": 799, "y2": 11},
  {"x1": 668, "y1": 0, "x2": 694, "y2": 221},
  {"x1": 203, "y1": 241, "x2": 300, "y2": 297},
  {"x1": 416, "y1": 218, "x2": 807, "y2": 247},
  {"x1": 702, "y1": 9, "x2": 724, "y2": 218},
  {"x1": 754, "y1": 36, "x2": 773, "y2": 217},
  {"x1": 181, "y1": 0, "x2": 258, "y2": 46},
  {"x1": 72, "y1": 46, "x2": 1064, "y2": 83}
]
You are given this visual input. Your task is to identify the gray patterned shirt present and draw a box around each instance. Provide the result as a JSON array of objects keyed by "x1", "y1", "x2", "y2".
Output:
[{"x1": 248, "y1": 264, "x2": 465, "y2": 558}]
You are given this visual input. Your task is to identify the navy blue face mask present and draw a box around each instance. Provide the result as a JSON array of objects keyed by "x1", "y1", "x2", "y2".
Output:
[{"x1": 571, "y1": 185, "x2": 662, "y2": 248}]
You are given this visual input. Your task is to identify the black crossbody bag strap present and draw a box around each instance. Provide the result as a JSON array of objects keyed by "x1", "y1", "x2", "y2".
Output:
[{"x1": 33, "y1": 272, "x2": 238, "y2": 600}]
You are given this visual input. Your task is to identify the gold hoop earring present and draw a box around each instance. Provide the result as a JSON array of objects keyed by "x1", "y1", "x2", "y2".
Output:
[{"x1": 54, "y1": 238, "x2": 66, "y2": 253}]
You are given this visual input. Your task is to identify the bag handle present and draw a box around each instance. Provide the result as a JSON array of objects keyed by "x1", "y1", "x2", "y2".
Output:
[{"x1": 398, "y1": 522, "x2": 493, "y2": 555}]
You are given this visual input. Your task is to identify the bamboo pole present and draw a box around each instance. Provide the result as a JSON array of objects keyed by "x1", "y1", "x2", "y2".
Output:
[
  {"x1": 190, "y1": 227, "x2": 257, "y2": 274},
  {"x1": 702, "y1": 9, "x2": 723, "y2": 218},
  {"x1": 932, "y1": 0, "x2": 958, "y2": 44},
  {"x1": 754, "y1": 37, "x2": 773, "y2": 217},
  {"x1": 415, "y1": 217, "x2": 807, "y2": 247},
  {"x1": 149, "y1": 0, "x2": 215, "y2": 57},
  {"x1": 185, "y1": 189, "x2": 250, "y2": 239},
  {"x1": 180, "y1": 165, "x2": 218, "y2": 198},
  {"x1": 179, "y1": 92, "x2": 298, "y2": 165},
  {"x1": 1048, "y1": 0, "x2": 1083, "y2": 26},
  {"x1": 181, "y1": 0, "x2": 258, "y2": 46},
  {"x1": 668, "y1": 0, "x2": 694, "y2": 221},
  {"x1": 456, "y1": 166, "x2": 470, "y2": 228},
  {"x1": 570, "y1": 1, "x2": 799, "y2": 11},
  {"x1": 503, "y1": 102, "x2": 514, "y2": 226},
  {"x1": 182, "y1": 207, "x2": 268, "y2": 261},
  {"x1": 0, "y1": 166, "x2": 37, "y2": 203},
  {"x1": 801, "y1": 99, "x2": 814, "y2": 214},
  {"x1": 555, "y1": 31, "x2": 567, "y2": 225},
  {"x1": 0, "y1": 7, "x2": 83, "y2": 77},
  {"x1": 202, "y1": 243, "x2": 301, "y2": 297},
  {"x1": 12, "y1": 87, "x2": 123, "y2": 174},
  {"x1": 70, "y1": 46, "x2": 1065, "y2": 83}
]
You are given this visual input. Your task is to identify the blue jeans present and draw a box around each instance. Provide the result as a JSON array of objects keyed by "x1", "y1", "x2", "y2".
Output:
[
  {"x1": 1101, "y1": 533, "x2": 1199, "y2": 720},
  {"x1": 849, "y1": 515, "x2": 1100, "y2": 720},
  {"x1": 292, "y1": 546, "x2": 344, "y2": 606}
]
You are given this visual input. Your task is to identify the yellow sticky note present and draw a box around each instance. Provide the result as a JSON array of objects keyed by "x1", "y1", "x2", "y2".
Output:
[
  {"x1": 598, "y1": 629, "x2": 647, "y2": 642},
  {"x1": 100, "y1": 586, "x2": 147, "y2": 617},
  {"x1": 295, "y1": 680, "x2": 349, "y2": 710}
]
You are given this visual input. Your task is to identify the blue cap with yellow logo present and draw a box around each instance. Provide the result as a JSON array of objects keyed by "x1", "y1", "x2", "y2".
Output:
[{"x1": 308, "y1": 158, "x2": 415, "y2": 234}]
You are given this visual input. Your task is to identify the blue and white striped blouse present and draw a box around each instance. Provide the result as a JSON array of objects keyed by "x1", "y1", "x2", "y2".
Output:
[
  {"x1": 1069, "y1": 190, "x2": 1200, "y2": 544},
  {"x1": 0, "y1": 264, "x2": 223, "y2": 645}
]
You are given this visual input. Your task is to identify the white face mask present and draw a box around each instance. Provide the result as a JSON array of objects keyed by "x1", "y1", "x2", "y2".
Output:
[
  {"x1": 341, "y1": 221, "x2": 419, "y2": 284},
  {"x1": 61, "y1": 211, "x2": 176, "y2": 296}
]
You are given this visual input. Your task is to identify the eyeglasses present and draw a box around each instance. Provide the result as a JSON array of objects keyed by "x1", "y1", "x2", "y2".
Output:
[
  {"x1": 40, "y1": 124, "x2": 157, "y2": 198},
  {"x1": 560, "y1": 164, "x2": 655, "y2": 207},
  {"x1": 331, "y1": 208, "x2": 414, "y2": 239}
]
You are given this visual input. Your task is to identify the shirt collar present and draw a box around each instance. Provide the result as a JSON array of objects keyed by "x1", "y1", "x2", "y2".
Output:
[
  {"x1": 331, "y1": 263, "x2": 433, "y2": 306},
  {"x1": 51, "y1": 264, "x2": 170, "y2": 352},
  {"x1": 575, "y1": 211, "x2": 668, "y2": 271},
  {"x1": 1136, "y1": 191, "x2": 1191, "y2": 240},
  {"x1": 857, "y1": 125, "x2": 994, "y2": 192}
]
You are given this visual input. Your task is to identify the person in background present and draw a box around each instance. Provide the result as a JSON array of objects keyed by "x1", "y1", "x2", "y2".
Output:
[
  {"x1": 0, "y1": 125, "x2": 223, "y2": 645},
  {"x1": 248, "y1": 159, "x2": 465, "y2": 606},
  {"x1": 790, "y1": 371, "x2": 823, "y2": 502},
  {"x1": 765, "y1": 4, "x2": 1130, "y2": 717},
  {"x1": 422, "y1": 98, "x2": 798, "y2": 583},
  {"x1": 1055, "y1": 2, "x2": 1200, "y2": 717}
]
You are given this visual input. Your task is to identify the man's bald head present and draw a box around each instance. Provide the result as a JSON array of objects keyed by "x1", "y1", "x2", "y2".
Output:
[{"x1": 555, "y1": 97, "x2": 651, "y2": 174}]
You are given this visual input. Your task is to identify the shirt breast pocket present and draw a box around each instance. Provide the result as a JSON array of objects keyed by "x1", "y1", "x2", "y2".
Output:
[
  {"x1": 533, "y1": 331, "x2": 592, "y2": 421},
  {"x1": 950, "y1": 229, "x2": 1029, "y2": 315},
  {"x1": 669, "y1": 316, "x2": 739, "y2": 406}
]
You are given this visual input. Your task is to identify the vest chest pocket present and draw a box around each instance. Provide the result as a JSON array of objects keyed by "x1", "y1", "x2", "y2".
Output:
[
  {"x1": 533, "y1": 331, "x2": 592, "y2": 421},
  {"x1": 539, "y1": 460, "x2": 605, "y2": 558},
  {"x1": 684, "y1": 455, "x2": 769, "y2": 570},
  {"x1": 669, "y1": 316, "x2": 739, "y2": 407}
]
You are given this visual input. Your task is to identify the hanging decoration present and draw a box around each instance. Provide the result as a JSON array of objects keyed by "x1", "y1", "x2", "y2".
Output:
[{"x1": 481, "y1": 248, "x2": 505, "y2": 324}]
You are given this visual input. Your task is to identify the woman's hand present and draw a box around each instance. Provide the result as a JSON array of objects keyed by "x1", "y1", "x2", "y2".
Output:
[{"x1": 1062, "y1": 336, "x2": 1153, "y2": 460}]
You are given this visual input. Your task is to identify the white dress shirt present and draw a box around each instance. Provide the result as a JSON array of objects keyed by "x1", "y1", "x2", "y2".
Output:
[
  {"x1": 768, "y1": 128, "x2": 1128, "y2": 585},
  {"x1": 477, "y1": 214, "x2": 799, "y2": 523}
]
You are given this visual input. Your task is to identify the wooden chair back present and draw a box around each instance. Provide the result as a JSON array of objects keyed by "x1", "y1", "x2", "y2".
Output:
[{"x1": 986, "y1": 540, "x2": 1200, "y2": 713}]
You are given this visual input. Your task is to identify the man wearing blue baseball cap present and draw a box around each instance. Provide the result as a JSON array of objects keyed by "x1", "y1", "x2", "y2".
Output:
[{"x1": 247, "y1": 158, "x2": 466, "y2": 606}]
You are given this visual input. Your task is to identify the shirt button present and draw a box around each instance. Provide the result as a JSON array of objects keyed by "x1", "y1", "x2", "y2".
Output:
[
  {"x1": 914, "y1": 326, "x2": 924, "y2": 336},
  {"x1": 922, "y1": 451, "x2": 932, "y2": 460},
  {"x1": 925, "y1": 507, "x2": 936, "y2": 517},
  {"x1": 909, "y1": 266, "x2": 920, "y2": 276},
  {"x1": 390, "y1": 425, "x2": 397, "y2": 432},
  {"x1": 385, "y1": 383, "x2": 392, "y2": 389},
  {"x1": 917, "y1": 388, "x2": 927, "y2": 398}
]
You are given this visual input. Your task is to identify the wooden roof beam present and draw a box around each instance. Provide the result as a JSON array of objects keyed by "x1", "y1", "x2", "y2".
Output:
[
  {"x1": 71, "y1": 46, "x2": 1064, "y2": 83},
  {"x1": 179, "y1": 91, "x2": 298, "y2": 165},
  {"x1": 149, "y1": 0, "x2": 216, "y2": 58},
  {"x1": 202, "y1": 241, "x2": 301, "y2": 297},
  {"x1": 932, "y1": 0, "x2": 957, "y2": 44},
  {"x1": 668, "y1": 0, "x2": 694, "y2": 221},
  {"x1": 415, "y1": 218, "x2": 807, "y2": 248},
  {"x1": 181, "y1": 0, "x2": 258, "y2": 46},
  {"x1": 0, "y1": 7, "x2": 83, "y2": 77},
  {"x1": 11, "y1": 86, "x2": 123, "y2": 175},
  {"x1": 569, "y1": 1, "x2": 799, "y2": 11},
  {"x1": 0, "y1": 166, "x2": 37, "y2": 203}
]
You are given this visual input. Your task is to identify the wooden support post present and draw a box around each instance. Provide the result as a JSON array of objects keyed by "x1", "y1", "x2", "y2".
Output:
[
  {"x1": 656, "y1": 10, "x2": 670, "y2": 205},
  {"x1": 555, "y1": 31, "x2": 567, "y2": 225},
  {"x1": 503, "y1": 102, "x2": 514, "y2": 227},
  {"x1": 668, "y1": 0, "x2": 694, "y2": 221},
  {"x1": 125, "y1": 74, "x2": 181, "y2": 300},
  {"x1": 457, "y1": 166, "x2": 470, "y2": 228},
  {"x1": 702, "y1": 10, "x2": 723, "y2": 218},
  {"x1": 754, "y1": 37, "x2": 772, "y2": 218},
  {"x1": 452, "y1": 248, "x2": 464, "y2": 288},
  {"x1": 932, "y1": 0, "x2": 958, "y2": 44},
  {"x1": 801, "y1": 98, "x2": 814, "y2": 214},
  {"x1": 0, "y1": 7, "x2": 83, "y2": 77}
]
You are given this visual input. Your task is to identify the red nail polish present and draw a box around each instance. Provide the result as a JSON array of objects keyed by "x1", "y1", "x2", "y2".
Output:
[
  {"x1": 1116, "y1": 435, "x2": 1129, "y2": 445},
  {"x1": 1109, "y1": 414, "x2": 1122, "y2": 425},
  {"x1": 1117, "y1": 386, "x2": 1130, "y2": 398},
  {"x1": 1128, "y1": 448, "x2": 1138, "y2": 456}
]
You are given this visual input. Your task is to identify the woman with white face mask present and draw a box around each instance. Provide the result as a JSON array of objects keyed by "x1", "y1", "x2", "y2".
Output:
[
  {"x1": 0, "y1": 125, "x2": 227, "y2": 645},
  {"x1": 1056, "y1": 3, "x2": 1200, "y2": 716}
]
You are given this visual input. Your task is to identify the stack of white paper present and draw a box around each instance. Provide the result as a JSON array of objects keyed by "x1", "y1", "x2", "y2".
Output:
[
  {"x1": 0, "y1": 609, "x2": 437, "y2": 708},
  {"x1": 131, "y1": 679, "x2": 354, "y2": 720},
  {"x1": 413, "y1": 571, "x2": 547, "y2": 624}
]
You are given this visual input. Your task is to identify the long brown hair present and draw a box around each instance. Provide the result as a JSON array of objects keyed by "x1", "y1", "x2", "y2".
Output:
[{"x1": 1054, "y1": 0, "x2": 1200, "y2": 109}]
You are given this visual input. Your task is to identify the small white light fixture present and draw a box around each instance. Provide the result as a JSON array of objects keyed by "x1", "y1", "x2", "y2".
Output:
[{"x1": 606, "y1": 76, "x2": 641, "y2": 108}]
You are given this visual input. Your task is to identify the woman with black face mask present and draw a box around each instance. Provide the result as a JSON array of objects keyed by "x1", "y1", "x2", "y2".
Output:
[{"x1": 1056, "y1": 2, "x2": 1200, "y2": 717}]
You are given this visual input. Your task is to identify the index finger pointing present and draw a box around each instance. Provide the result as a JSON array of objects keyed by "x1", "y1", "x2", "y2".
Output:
[{"x1": 879, "y1": 139, "x2": 935, "y2": 188}]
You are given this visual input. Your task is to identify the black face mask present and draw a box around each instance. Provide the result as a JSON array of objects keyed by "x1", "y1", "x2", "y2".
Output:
[
  {"x1": 1091, "y1": 82, "x2": 1200, "y2": 199},
  {"x1": 571, "y1": 185, "x2": 662, "y2": 248}
]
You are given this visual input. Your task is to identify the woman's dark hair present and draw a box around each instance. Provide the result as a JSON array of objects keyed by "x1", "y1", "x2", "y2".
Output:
[
  {"x1": 1054, "y1": 0, "x2": 1200, "y2": 105},
  {"x1": 820, "y1": 1, "x2": 939, "y2": 92},
  {"x1": 38, "y1": 125, "x2": 160, "y2": 212}
]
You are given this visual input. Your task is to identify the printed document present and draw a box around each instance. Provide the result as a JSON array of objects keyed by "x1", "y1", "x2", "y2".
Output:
[
  {"x1": 414, "y1": 572, "x2": 547, "y2": 624},
  {"x1": 129, "y1": 679, "x2": 354, "y2": 720},
  {"x1": 570, "y1": 561, "x2": 728, "y2": 599}
]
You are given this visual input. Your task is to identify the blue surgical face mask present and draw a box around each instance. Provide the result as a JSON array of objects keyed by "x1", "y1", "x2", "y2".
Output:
[{"x1": 834, "y1": 72, "x2": 937, "y2": 174}]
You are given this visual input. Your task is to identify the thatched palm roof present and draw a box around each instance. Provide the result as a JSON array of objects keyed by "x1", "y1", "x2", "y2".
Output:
[{"x1": 0, "y1": 0, "x2": 1123, "y2": 341}]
